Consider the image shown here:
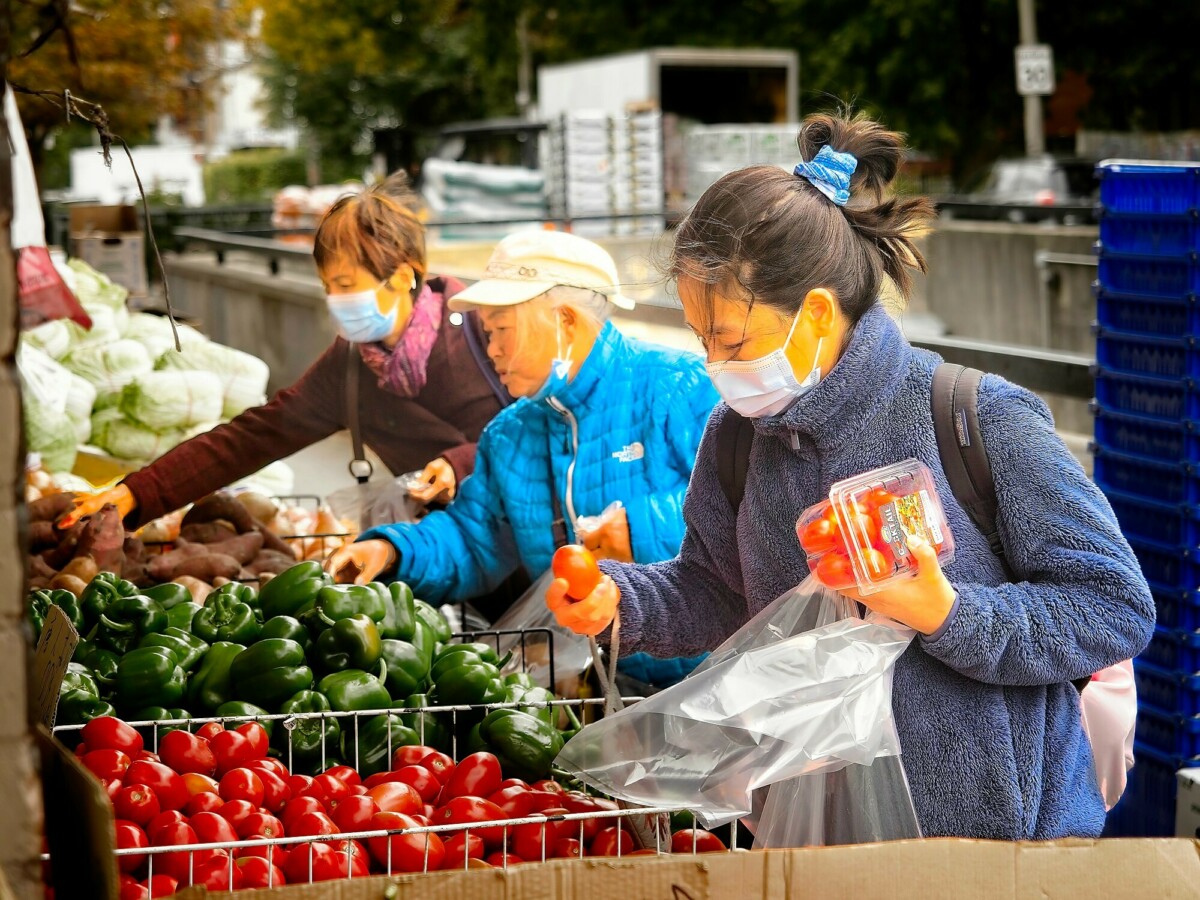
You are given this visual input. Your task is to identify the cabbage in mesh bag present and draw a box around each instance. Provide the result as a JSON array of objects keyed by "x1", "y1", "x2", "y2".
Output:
[
  {"x1": 91, "y1": 407, "x2": 186, "y2": 462},
  {"x1": 65, "y1": 373, "x2": 96, "y2": 423},
  {"x1": 157, "y1": 343, "x2": 269, "y2": 418},
  {"x1": 123, "y1": 312, "x2": 206, "y2": 359},
  {"x1": 18, "y1": 345, "x2": 78, "y2": 473},
  {"x1": 120, "y1": 370, "x2": 224, "y2": 430},
  {"x1": 63, "y1": 339, "x2": 153, "y2": 394},
  {"x1": 67, "y1": 258, "x2": 128, "y2": 309},
  {"x1": 23, "y1": 320, "x2": 72, "y2": 359}
]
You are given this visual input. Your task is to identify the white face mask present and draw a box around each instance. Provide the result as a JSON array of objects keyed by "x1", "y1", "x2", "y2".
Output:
[{"x1": 705, "y1": 311, "x2": 823, "y2": 418}]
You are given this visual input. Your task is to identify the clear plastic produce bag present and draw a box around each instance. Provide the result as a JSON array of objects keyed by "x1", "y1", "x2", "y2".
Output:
[
  {"x1": 327, "y1": 471, "x2": 426, "y2": 531},
  {"x1": 490, "y1": 570, "x2": 595, "y2": 696},
  {"x1": 555, "y1": 576, "x2": 922, "y2": 845}
]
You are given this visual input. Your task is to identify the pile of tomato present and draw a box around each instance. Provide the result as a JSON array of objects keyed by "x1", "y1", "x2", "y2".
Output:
[
  {"x1": 55, "y1": 717, "x2": 726, "y2": 897},
  {"x1": 798, "y1": 488, "x2": 917, "y2": 590}
]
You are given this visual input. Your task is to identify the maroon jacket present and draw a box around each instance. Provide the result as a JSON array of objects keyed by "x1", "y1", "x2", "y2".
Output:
[{"x1": 123, "y1": 275, "x2": 508, "y2": 527}]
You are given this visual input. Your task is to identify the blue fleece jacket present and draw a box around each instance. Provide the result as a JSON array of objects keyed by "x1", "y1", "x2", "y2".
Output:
[
  {"x1": 601, "y1": 305, "x2": 1154, "y2": 839},
  {"x1": 362, "y1": 321, "x2": 719, "y2": 686}
]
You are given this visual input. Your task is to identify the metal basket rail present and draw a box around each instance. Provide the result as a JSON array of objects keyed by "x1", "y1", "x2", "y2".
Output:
[{"x1": 449, "y1": 627, "x2": 558, "y2": 690}]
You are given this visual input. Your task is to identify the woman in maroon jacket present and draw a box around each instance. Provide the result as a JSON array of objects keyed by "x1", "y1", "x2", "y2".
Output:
[{"x1": 61, "y1": 175, "x2": 510, "y2": 531}]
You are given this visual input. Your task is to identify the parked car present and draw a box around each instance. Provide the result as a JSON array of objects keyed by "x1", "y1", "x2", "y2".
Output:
[{"x1": 939, "y1": 156, "x2": 1098, "y2": 225}]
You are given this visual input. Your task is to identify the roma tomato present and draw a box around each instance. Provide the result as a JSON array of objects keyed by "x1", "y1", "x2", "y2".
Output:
[
  {"x1": 281, "y1": 796, "x2": 326, "y2": 832},
  {"x1": 237, "y1": 812, "x2": 285, "y2": 841},
  {"x1": 219, "y1": 768, "x2": 265, "y2": 807},
  {"x1": 444, "y1": 752, "x2": 502, "y2": 800},
  {"x1": 196, "y1": 722, "x2": 224, "y2": 742},
  {"x1": 332, "y1": 795, "x2": 380, "y2": 833},
  {"x1": 311, "y1": 773, "x2": 350, "y2": 805},
  {"x1": 365, "y1": 781, "x2": 422, "y2": 815},
  {"x1": 442, "y1": 832, "x2": 486, "y2": 867},
  {"x1": 236, "y1": 856, "x2": 285, "y2": 889},
  {"x1": 82, "y1": 717, "x2": 143, "y2": 757},
  {"x1": 551, "y1": 545, "x2": 601, "y2": 599},
  {"x1": 181, "y1": 773, "x2": 219, "y2": 796},
  {"x1": 101, "y1": 778, "x2": 124, "y2": 802},
  {"x1": 114, "y1": 786, "x2": 160, "y2": 827},
  {"x1": 138, "y1": 875, "x2": 178, "y2": 898},
  {"x1": 157, "y1": 730, "x2": 216, "y2": 778},
  {"x1": 209, "y1": 730, "x2": 253, "y2": 777},
  {"x1": 496, "y1": 778, "x2": 528, "y2": 791},
  {"x1": 133, "y1": 751, "x2": 160, "y2": 764},
  {"x1": 486, "y1": 851, "x2": 523, "y2": 867},
  {"x1": 511, "y1": 816, "x2": 555, "y2": 862},
  {"x1": 488, "y1": 785, "x2": 536, "y2": 819},
  {"x1": 289, "y1": 811, "x2": 337, "y2": 838},
  {"x1": 150, "y1": 822, "x2": 203, "y2": 884},
  {"x1": 417, "y1": 751, "x2": 455, "y2": 785},
  {"x1": 815, "y1": 551, "x2": 855, "y2": 589},
  {"x1": 82, "y1": 749, "x2": 131, "y2": 783},
  {"x1": 234, "y1": 723, "x2": 270, "y2": 760},
  {"x1": 119, "y1": 877, "x2": 146, "y2": 900},
  {"x1": 526, "y1": 790, "x2": 565, "y2": 812},
  {"x1": 192, "y1": 853, "x2": 242, "y2": 891},
  {"x1": 389, "y1": 765, "x2": 442, "y2": 803},
  {"x1": 590, "y1": 826, "x2": 634, "y2": 857},
  {"x1": 432, "y1": 796, "x2": 507, "y2": 848},
  {"x1": 190, "y1": 811, "x2": 239, "y2": 845},
  {"x1": 367, "y1": 812, "x2": 445, "y2": 874},
  {"x1": 531, "y1": 780, "x2": 564, "y2": 795},
  {"x1": 113, "y1": 821, "x2": 149, "y2": 874},
  {"x1": 217, "y1": 799, "x2": 257, "y2": 831},
  {"x1": 285, "y1": 774, "x2": 314, "y2": 796},
  {"x1": 245, "y1": 757, "x2": 290, "y2": 780},
  {"x1": 392, "y1": 745, "x2": 437, "y2": 769},
  {"x1": 248, "y1": 766, "x2": 292, "y2": 813},
  {"x1": 145, "y1": 811, "x2": 187, "y2": 844},
  {"x1": 125, "y1": 761, "x2": 189, "y2": 812},
  {"x1": 553, "y1": 837, "x2": 584, "y2": 859},
  {"x1": 184, "y1": 792, "x2": 224, "y2": 817},
  {"x1": 283, "y1": 842, "x2": 353, "y2": 884},
  {"x1": 322, "y1": 764, "x2": 361, "y2": 787},
  {"x1": 670, "y1": 829, "x2": 727, "y2": 853}
]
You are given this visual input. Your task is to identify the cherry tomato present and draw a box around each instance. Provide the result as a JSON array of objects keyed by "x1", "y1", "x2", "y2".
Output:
[
  {"x1": 485, "y1": 851, "x2": 523, "y2": 867},
  {"x1": 219, "y1": 768, "x2": 265, "y2": 807},
  {"x1": 125, "y1": 760, "x2": 189, "y2": 812},
  {"x1": 281, "y1": 796, "x2": 327, "y2": 832},
  {"x1": 184, "y1": 792, "x2": 224, "y2": 817},
  {"x1": 192, "y1": 852, "x2": 242, "y2": 891},
  {"x1": 862, "y1": 547, "x2": 892, "y2": 581},
  {"x1": 845, "y1": 512, "x2": 879, "y2": 548},
  {"x1": 488, "y1": 785, "x2": 536, "y2": 819},
  {"x1": 82, "y1": 749, "x2": 131, "y2": 783},
  {"x1": 138, "y1": 875, "x2": 178, "y2": 898},
  {"x1": 799, "y1": 516, "x2": 840, "y2": 555},
  {"x1": 670, "y1": 829, "x2": 728, "y2": 853},
  {"x1": 391, "y1": 745, "x2": 437, "y2": 769},
  {"x1": 444, "y1": 752, "x2": 502, "y2": 800},
  {"x1": 114, "y1": 786, "x2": 161, "y2": 827},
  {"x1": 289, "y1": 811, "x2": 337, "y2": 838},
  {"x1": 367, "y1": 811, "x2": 445, "y2": 874},
  {"x1": 815, "y1": 551, "x2": 856, "y2": 589},
  {"x1": 114, "y1": 821, "x2": 149, "y2": 874},
  {"x1": 236, "y1": 856, "x2": 286, "y2": 889},
  {"x1": 322, "y1": 764, "x2": 361, "y2": 787},
  {"x1": 180, "y1": 773, "x2": 219, "y2": 796},
  {"x1": 552, "y1": 544, "x2": 601, "y2": 599},
  {"x1": 156, "y1": 730, "x2": 216, "y2": 778},
  {"x1": 82, "y1": 717, "x2": 144, "y2": 757},
  {"x1": 195, "y1": 722, "x2": 224, "y2": 742},
  {"x1": 554, "y1": 837, "x2": 585, "y2": 859},
  {"x1": 418, "y1": 751, "x2": 455, "y2": 785},
  {"x1": 145, "y1": 810, "x2": 187, "y2": 844},
  {"x1": 442, "y1": 832, "x2": 486, "y2": 868},
  {"x1": 332, "y1": 795, "x2": 381, "y2": 833},
  {"x1": 209, "y1": 730, "x2": 253, "y2": 777},
  {"x1": 590, "y1": 825, "x2": 634, "y2": 857},
  {"x1": 217, "y1": 798, "x2": 257, "y2": 831},
  {"x1": 234, "y1": 723, "x2": 270, "y2": 760}
]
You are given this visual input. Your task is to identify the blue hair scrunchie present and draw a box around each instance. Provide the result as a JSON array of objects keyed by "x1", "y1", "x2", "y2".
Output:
[{"x1": 793, "y1": 145, "x2": 858, "y2": 207}]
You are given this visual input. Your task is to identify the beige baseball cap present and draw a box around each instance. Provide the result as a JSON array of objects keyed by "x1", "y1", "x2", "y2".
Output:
[{"x1": 448, "y1": 230, "x2": 634, "y2": 311}]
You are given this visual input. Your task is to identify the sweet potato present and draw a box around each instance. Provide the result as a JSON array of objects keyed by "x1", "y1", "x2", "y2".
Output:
[
  {"x1": 41, "y1": 518, "x2": 88, "y2": 571},
  {"x1": 124, "y1": 536, "x2": 148, "y2": 564},
  {"x1": 253, "y1": 523, "x2": 296, "y2": 558},
  {"x1": 28, "y1": 493, "x2": 77, "y2": 524},
  {"x1": 60, "y1": 556, "x2": 99, "y2": 584},
  {"x1": 238, "y1": 492, "x2": 280, "y2": 526},
  {"x1": 184, "y1": 493, "x2": 256, "y2": 534},
  {"x1": 50, "y1": 574, "x2": 89, "y2": 598},
  {"x1": 126, "y1": 562, "x2": 153, "y2": 588},
  {"x1": 200, "y1": 531, "x2": 264, "y2": 565},
  {"x1": 147, "y1": 541, "x2": 211, "y2": 582},
  {"x1": 74, "y1": 505, "x2": 126, "y2": 576},
  {"x1": 28, "y1": 520, "x2": 58, "y2": 552},
  {"x1": 173, "y1": 576, "x2": 214, "y2": 604},
  {"x1": 180, "y1": 521, "x2": 239, "y2": 545},
  {"x1": 166, "y1": 554, "x2": 243, "y2": 583},
  {"x1": 245, "y1": 550, "x2": 297, "y2": 576},
  {"x1": 28, "y1": 577, "x2": 50, "y2": 591},
  {"x1": 28, "y1": 554, "x2": 58, "y2": 581}
]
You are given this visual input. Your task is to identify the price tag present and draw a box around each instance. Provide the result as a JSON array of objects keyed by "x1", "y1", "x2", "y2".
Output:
[
  {"x1": 32, "y1": 604, "x2": 81, "y2": 729},
  {"x1": 1015, "y1": 45, "x2": 1056, "y2": 96}
]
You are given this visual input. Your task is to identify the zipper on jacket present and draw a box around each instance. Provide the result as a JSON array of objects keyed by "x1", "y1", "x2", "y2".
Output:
[{"x1": 546, "y1": 397, "x2": 580, "y2": 529}]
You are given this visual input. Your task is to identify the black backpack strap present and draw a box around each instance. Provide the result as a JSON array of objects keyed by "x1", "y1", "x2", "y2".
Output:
[
  {"x1": 345, "y1": 343, "x2": 373, "y2": 485},
  {"x1": 716, "y1": 410, "x2": 756, "y2": 512}
]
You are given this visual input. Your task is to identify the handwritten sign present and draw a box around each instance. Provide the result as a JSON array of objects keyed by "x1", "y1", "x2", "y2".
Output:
[{"x1": 32, "y1": 604, "x2": 81, "y2": 729}]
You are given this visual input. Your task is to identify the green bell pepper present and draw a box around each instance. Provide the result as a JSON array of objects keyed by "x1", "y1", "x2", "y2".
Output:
[
  {"x1": 192, "y1": 588, "x2": 261, "y2": 645},
  {"x1": 259, "y1": 561, "x2": 331, "y2": 620},
  {"x1": 315, "y1": 614, "x2": 382, "y2": 673},
  {"x1": 319, "y1": 661, "x2": 392, "y2": 712},
  {"x1": 409, "y1": 619, "x2": 436, "y2": 668},
  {"x1": 139, "y1": 627, "x2": 209, "y2": 672},
  {"x1": 504, "y1": 672, "x2": 538, "y2": 691},
  {"x1": 478, "y1": 708, "x2": 564, "y2": 781},
  {"x1": 77, "y1": 644, "x2": 120, "y2": 692},
  {"x1": 380, "y1": 640, "x2": 429, "y2": 700},
  {"x1": 57, "y1": 689, "x2": 116, "y2": 727},
  {"x1": 341, "y1": 714, "x2": 419, "y2": 778},
  {"x1": 96, "y1": 595, "x2": 168, "y2": 654},
  {"x1": 187, "y1": 641, "x2": 247, "y2": 712},
  {"x1": 142, "y1": 583, "x2": 193, "y2": 611},
  {"x1": 413, "y1": 599, "x2": 451, "y2": 643},
  {"x1": 430, "y1": 650, "x2": 490, "y2": 683},
  {"x1": 115, "y1": 647, "x2": 186, "y2": 712},
  {"x1": 274, "y1": 690, "x2": 339, "y2": 769},
  {"x1": 431, "y1": 655, "x2": 504, "y2": 707},
  {"x1": 80, "y1": 572, "x2": 140, "y2": 630},
  {"x1": 133, "y1": 707, "x2": 192, "y2": 742},
  {"x1": 216, "y1": 701, "x2": 275, "y2": 738},
  {"x1": 396, "y1": 693, "x2": 450, "y2": 751},
  {"x1": 28, "y1": 589, "x2": 85, "y2": 641},
  {"x1": 259, "y1": 615, "x2": 311, "y2": 654},
  {"x1": 165, "y1": 601, "x2": 202, "y2": 631},
  {"x1": 230, "y1": 638, "x2": 314, "y2": 709},
  {"x1": 435, "y1": 642, "x2": 509, "y2": 669},
  {"x1": 312, "y1": 584, "x2": 388, "y2": 629},
  {"x1": 502, "y1": 684, "x2": 556, "y2": 725},
  {"x1": 464, "y1": 722, "x2": 488, "y2": 755},
  {"x1": 379, "y1": 582, "x2": 417, "y2": 641},
  {"x1": 62, "y1": 662, "x2": 98, "y2": 697}
]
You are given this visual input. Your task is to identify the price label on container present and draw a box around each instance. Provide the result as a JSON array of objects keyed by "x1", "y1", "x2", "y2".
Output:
[
  {"x1": 32, "y1": 605, "x2": 80, "y2": 729},
  {"x1": 1015, "y1": 45, "x2": 1056, "y2": 96}
]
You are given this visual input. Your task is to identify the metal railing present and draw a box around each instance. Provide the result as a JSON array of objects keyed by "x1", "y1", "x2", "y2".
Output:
[{"x1": 909, "y1": 333, "x2": 1095, "y2": 399}]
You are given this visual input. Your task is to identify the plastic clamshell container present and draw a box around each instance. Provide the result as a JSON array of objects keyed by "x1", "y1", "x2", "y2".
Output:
[{"x1": 796, "y1": 459, "x2": 954, "y2": 596}]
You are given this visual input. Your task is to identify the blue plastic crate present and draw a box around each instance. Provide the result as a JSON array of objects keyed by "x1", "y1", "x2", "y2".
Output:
[
  {"x1": 1097, "y1": 329, "x2": 1200, "y2": 380},
  {"x1": 1093, "y1": 447, "x2": 1200, "y2": 504},
  {"x1": 1098, "y1": 254, "x2": 1197, "y2": 299},
  {"x1": 1134, "y1": 661, "x2": 1200, "y2": 716},
  {"x1": 1100, "y1": 486, "x2": 1200, "y2": 546},
  {"x1": 1098, "y1": 162, "x2": 1200, "y2": 216},
  {"x1": 1094, "y1": 367, "x2": 1200, "y2": 422},
  {"x1": 1104, "y1": 742, "x2": 1188, "y2": 837},
  {"x1": 1099, "y1": 215, "x2": 1198, "y2": 257},
  {"x1": 1093, "y1": 406, "x2": 1200, "y2": 463},
  {"x1": 1136, "y1": 704, "x2": 1200, "y2": 758},
  {"x1": 1139, "y1": 626, "x2": 1200, "y2": 673},
  {"x1": 1095, "y1": 289, "x2": 1200, "y2": 339},
  {"x1": 1152, "y1": 585, "x2": 1200, "y2": 632},
  {"x1": 1129, "y1": 538, "x2": 1200, "y2": 592}
]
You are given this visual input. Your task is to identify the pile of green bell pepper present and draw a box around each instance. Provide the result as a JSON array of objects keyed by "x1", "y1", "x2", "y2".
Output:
[
  {"x1": 193, "y1": 583, "x2": 261, "y2": 644},
  {"x1": 28, "y1": 590, "x2": 84, "y2": 642}
]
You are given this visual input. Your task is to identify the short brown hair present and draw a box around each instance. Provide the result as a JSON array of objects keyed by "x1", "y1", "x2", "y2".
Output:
[{"x1": 313, "y1": 172, "x2": 428, "y2": 294}]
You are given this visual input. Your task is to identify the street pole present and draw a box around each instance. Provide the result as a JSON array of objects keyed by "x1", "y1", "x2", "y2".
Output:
[
  {"x1": 1017, "y1": 0, "x2": 1045, "y2": 157},
  {"x1": 516, "y1": 8, "x2": 533, "y2": 121}
]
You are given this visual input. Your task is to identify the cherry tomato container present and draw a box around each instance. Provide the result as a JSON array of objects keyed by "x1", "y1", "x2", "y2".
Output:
[{"x1": 796, "y1": 459, "x2": 955, "y2": 595}]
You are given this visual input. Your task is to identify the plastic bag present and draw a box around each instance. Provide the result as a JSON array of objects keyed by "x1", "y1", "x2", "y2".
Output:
[
  {"x1": 327, "y1": 472, "x2": 426, "y2": 532},
  {"x1": 555, "y1": 576, "x2": 919, "y2": 841}
]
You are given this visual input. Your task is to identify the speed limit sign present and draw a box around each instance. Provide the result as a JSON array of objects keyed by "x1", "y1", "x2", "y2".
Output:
[{"x1": 1015, "y1": 45, "x2": 1055, "y2": 96}]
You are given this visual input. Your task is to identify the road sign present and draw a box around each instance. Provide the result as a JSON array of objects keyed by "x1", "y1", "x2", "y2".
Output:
[{"x1": 1015, "y1": 44, "x2": 1055, "y2": 96}]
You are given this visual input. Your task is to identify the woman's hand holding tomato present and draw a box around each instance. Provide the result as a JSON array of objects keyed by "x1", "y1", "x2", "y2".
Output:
[{"x1": 547, "y1": 545, "x2": 619, "y2": 636}]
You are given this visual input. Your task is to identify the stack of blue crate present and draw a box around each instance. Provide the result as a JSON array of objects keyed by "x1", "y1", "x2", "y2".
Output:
[{"x1": 1092, "y1": 160, "x2": 1200, "y2": 836}]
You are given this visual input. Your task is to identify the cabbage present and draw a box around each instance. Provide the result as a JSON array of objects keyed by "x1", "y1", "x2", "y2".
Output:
[
  {"x1": 70, "y1": 303, "x2": 128, "y2": 347},
  {"x1": 26, "y1": 412, "x2": 77, "y2": 473},
  {"x1": 67, "y1": 259, "x2": 128, "y2": 309},
  {"x1": 70, "y1": 414, "x2": 92, "y2": 445},
  {"x1": 23, "y1": 320, "x2": 72, "y2": 359},
  {"x1": 120, "y1": 371, "x2": 224, "y2": 430},
  {"x1": 232, "y1": 460, "x2": 295, "y2": 497},
  {"x1": 123, "y1": 313, "x2": 206, "y2": 359},
  {"x1": 63, "y1": 339, "x2": 153, "y2": 394},
  {"x1": 16, "y1": 344, "x2": 70, "y2": 417},
  {"x1": 157, "y1": 343, "x2": 270, "y2": 418},
  {"x1": 65, "y1": 373, "x2": 97, "y2": 423},
  {"x1": 90, "y1": 408, "x2": 186, "y2": 463}
]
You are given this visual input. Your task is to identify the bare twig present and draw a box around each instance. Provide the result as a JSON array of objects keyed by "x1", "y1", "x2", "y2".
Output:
[{"x1": 8, "y1": 81, "x2": 181, "y2": 350}]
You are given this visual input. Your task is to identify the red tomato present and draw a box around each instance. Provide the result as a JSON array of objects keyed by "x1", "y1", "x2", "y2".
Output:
[
  {"x1": 527, "y1": 790, "x2": 566, "y2": 812},
  {"x1": 101, "y1": 778, "x2": 124, "y2": 802},
  {"x1": 236, "y1": 856, "x2": 285, "y2": 889},
  {"x1": 285, "y1": 774, "x2": 314, "y2": 796},
  {"x1": 209, "y1": 730, "x2": 253, "y2": 777},
  {"x1": 485, "y1": 851, "x2": 523, "y2": 867},
  {"x1": 670, "y1": 829, "x2": 727, "y2": 853},
  {"x1": 332, "y1": 795, "x2": 380, "y2": 833},
  {"x1": 553, "y1": 837, "x2": 585, "y2": 859},
  {"x1": 233, "y1": 723, "x2": 269, "y2": 760},
  {"x1": 496, "y1": 778, "x2": 528, "y2": 792},
  {"x1": 532, "y1": 780, "x2": 564, "y2": 794},
  {"x1": 863, "y1": 547, "x2": 892, "y2": 581},
  {"x1": 322, "y1": 764, "x2": 361, "y2": 787},
  {"x1": 349, "y1": 784, "x2": 368, "y2": 797},
  {"x1": 114, "y1": 786, "x2": 160, "y2": 827},
  {"x1": 815, "y1": 551, "x2": 856, "y2": 589},
  {"x1": 552, "y1": 544, "x2": 602, "y2": 599},
  {"x1": 367, "y1": 811, "x2": 445, "y2": 874},
  {"x1": 248, "y1": 765, "x2": 292, "y2": 813},
  {"x1": 289, "y1": 811, "x2": 337, "y2": 838},
  {"x1": 366, "y1": 781, "x2": 422, "y2": 815},
  {"x1": 183, "y1": 792, "x2": 224, "y2": 817},
  {"x1": 217, "y1": 799, "x2": 257, "y2": 831},
  {"x1": 149, "y1": 822, "x2": 203, "y2": 884},
  {"x1": 74, "y1": 742, "x2": 87, "y2": 759},
  {"x1": 442, "y1": 832, "x2": 486, "y2": 868},
  {"x1": 114, "y1": 821, "x2": 149, "y2": 874},
  {"x1": 126, "y1": 761, "x2": 189, "y2": 812},
  {"x1": 488, "y1": 785, "x2": 536, "y2": 819},
  {"x1": 433, "y1": 796, "x2": 507, "y2": 848},
  {"x1": 145, "y1": 811, "x2": 187, "y2": 844},
  {"x1": 237, "y1": 812, "x2": 284, "y2": 840},
  {"x1": 845, "y1": 512, "x2": 879, "y2": 548},
  {"x1": 418, "y1": 751, "x2": 455, "y2": 785},
  {"x1": 311, "y1": 773, "x2": 350, "y2": 805},
  {"x1": 192, "y1": 853, "x2": 242, "y2": 891},
  {"x1": 560, "y1": 792, "x2": 609, "y2": 842},
  {"x1": 133, "y1": 751, "x2": 160, "y2": 764},
  {"x1": 444, "y1": 752, "x2": 502, "y2": 800},
  {"x1": 387, "y1": 765, "x2": 442, "y2": 803},
  {"x1": 82, "y1": 749, "x2": 131, "y2": 783},
  {"x1": 119, "y1": 877, "x2": 147, "y2": 900},
  {"x1": 180, "y1": 773, "x2": 219, "y2": 796},
  {"x1": 190, "y1": 811, "x2": 239, "y2": 845},
  {"x1": 246, "y1": 757, "x2": 290, "y2": 780},
  {"x1": 138, "y1": 875, "x2": 178, "y2": 898},
  {"x1": 283, "y1": 842, "x2": 353, "y2": 884},
  {"x1": 196, "y1": 722, "x2": 224, "y2": 742},
  {"x1": 331, "y1": 839, "x2": 372, "y2": 877},
  {"x1": 392, "y1": 745, "x2": 437, "y2": 769},
  {"x1": 590, "y1": 826, "x2": 634, "y2": 857},
  {"x1": 866, "y1": 487, "x2": 898, "y2": 510},
  {"x1": 511, "y1": 816, "x2": 555, "y2": 862},
  {"x1": 158, "y1": 731, "x2": 215, "y2": 778},
  {"x1": 82, "y1": 717, "x2": 144, "y2": 757},
  {"x1": 799, "y1": 516, "x2": 841, "y2": 555},
  {"x1": 281, "y1": 796, "x2": 327, "y2": 832},
  {"x1": 219, "y1": 768, "x2": 265, "y2": 807}
]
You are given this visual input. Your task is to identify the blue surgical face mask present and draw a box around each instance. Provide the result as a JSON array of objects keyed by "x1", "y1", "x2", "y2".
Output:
[
  {"x1": 705, "y1": 311, "x2": 823, "y2": 418},
  {"x1": 531, "y1": 317, "x2": 573, "y2": 403},
  {"x1": 326, "y1": 284, "x2": 397, "y2": 344}
]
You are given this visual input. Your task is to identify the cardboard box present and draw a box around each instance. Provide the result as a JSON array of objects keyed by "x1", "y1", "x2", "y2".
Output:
[
  {"x1": 168, "y1": 838, "x2": 1200, "y2": 900},
  {"x1": 1179, "y1": 768, "x2": 1200, "y2": 838},
  {"x1": 68, "y1": 204, "x2": 148, "y2": 297}
]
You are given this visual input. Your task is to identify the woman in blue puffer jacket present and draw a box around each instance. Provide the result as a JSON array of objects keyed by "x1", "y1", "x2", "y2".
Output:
[{"x1": 327, "y1": 230, "x2": 719, "y2": 687}]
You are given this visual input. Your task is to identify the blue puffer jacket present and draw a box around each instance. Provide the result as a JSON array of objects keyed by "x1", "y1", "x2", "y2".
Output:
[{"x1": 362, "y1": 321, "x2": 720, "y2": 686}]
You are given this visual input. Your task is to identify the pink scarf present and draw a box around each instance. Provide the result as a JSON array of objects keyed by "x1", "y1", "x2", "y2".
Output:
[{"x1": 358, "y1": 284, "x2": 444, "y2": 398}]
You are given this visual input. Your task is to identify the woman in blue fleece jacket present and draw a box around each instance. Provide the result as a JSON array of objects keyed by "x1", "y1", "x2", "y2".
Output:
[{"x1": 549, "y1": 112, "x2": 1155, "y2": 839}]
